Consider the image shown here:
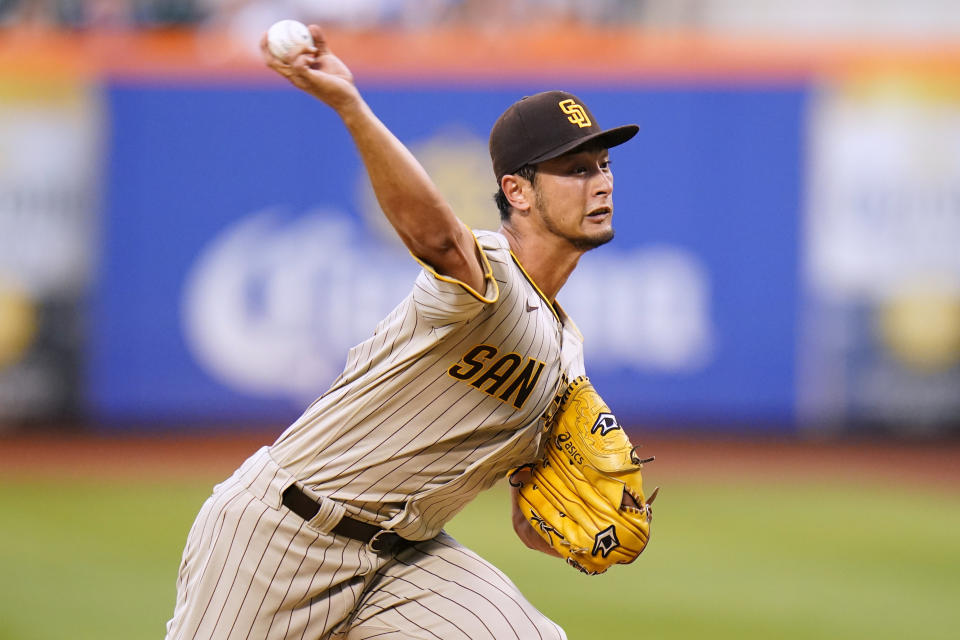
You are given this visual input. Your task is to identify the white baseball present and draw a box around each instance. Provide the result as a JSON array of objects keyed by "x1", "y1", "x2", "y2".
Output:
[{"x1": 266, "y1": 20, "x2": 314, "y2": 59}]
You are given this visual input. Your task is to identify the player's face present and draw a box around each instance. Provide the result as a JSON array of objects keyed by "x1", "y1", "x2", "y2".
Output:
[{"x1": 530, "y1": 148, "x2": 615, "y2": 251}]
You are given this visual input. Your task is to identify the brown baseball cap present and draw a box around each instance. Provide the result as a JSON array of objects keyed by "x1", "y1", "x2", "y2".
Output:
[{"x1": 489, "y1": 90, "x2": 638, "y2": 181}]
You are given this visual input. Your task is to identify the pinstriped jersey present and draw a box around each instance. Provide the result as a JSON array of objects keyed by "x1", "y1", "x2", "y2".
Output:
[{"x1": 269, "y1": 230, "x2": 586, "y2": 541}]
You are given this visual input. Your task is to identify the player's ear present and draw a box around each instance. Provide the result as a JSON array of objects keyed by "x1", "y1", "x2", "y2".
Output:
[{"x1": 501, "y1": 174, "x2": 532, "y2": 213}]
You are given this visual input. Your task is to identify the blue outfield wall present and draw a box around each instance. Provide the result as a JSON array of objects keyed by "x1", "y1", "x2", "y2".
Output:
[{"x1": 88, "y1": 82, "x2": 806, "y2": 431}]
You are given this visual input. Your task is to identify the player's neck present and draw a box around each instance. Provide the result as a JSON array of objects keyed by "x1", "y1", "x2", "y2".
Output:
[{"x1": 499, "y1": 224, "x2": 582, "y2": 303}]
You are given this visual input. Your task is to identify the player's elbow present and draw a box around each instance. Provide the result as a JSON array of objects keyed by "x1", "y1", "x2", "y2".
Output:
[
  {"x1": 406, "y1": 226, "x2": 484, "y2": 292},
  {"x1": 406, "y1": 230, "x2": 460, "y2": 263}
]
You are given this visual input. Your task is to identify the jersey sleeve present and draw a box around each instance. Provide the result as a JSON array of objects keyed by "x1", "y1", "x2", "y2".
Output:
[{"x1": 410, "y1": 230, "x2": 503, "y2": 324}]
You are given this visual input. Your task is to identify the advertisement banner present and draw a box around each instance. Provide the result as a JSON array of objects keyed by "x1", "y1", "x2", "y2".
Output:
[
  {"x1": 800, "y1": 73, "x2": 960, "y2": 435},
  {"x1": 0, "y1": 77, "x2": 99, "y2": 424},
  {"x1": 89, "y1": 83, "x2": 805, "y2": 430}
]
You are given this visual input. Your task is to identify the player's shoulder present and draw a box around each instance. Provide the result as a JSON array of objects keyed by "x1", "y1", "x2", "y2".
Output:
[
  {"x1": 472, "y1": 229, "x2": 516, "y2": 285},
  {"x1": 471, "y1": 229, "x2": 529, "y2": 302},
  {"x1": 473, "y1": 228, "x2": 509, "y2": 250},
  {"x1": 473, "y1": 229, "x2": 511, "y2": 265}
]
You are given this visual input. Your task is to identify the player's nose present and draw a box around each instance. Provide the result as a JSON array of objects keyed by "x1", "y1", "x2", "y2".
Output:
[{"x1": 592, "y1": 168, "x2": 613, "y2": 196}]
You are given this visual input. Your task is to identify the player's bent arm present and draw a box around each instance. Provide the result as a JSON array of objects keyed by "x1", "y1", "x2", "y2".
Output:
[
  {"x1": 510, "y1": 470, "x2": 562, "y2": 558},
  {"x1": 259, "y1": 25, "x2": 484, "y2": 293},
  {"x1": 338, "y1": 100, "x2": 486, "y2": 292}
]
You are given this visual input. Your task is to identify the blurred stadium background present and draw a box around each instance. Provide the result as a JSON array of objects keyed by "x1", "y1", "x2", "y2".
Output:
[{"x1": 1, "y1": 1, "x2": 959, "y2": 638}]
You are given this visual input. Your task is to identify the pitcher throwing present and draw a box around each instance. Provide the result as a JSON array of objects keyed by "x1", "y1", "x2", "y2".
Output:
[{"x1": 166, "y1": 22, "x2": 653, "y2": 640}]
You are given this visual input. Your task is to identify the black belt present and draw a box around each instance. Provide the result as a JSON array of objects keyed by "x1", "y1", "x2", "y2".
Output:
[{"x1": 281, "y1": 483, "x2": 407, "y2": 553}]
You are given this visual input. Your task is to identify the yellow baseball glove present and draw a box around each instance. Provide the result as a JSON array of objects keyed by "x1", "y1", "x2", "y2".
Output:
[{"x1": 512, "y1": 376, "x2": 657, "y2": 575}]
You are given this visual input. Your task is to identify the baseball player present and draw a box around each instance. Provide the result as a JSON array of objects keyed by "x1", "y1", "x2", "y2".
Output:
[{"x1": 166, "y1": 23, "x2": 638, "y2": 640}]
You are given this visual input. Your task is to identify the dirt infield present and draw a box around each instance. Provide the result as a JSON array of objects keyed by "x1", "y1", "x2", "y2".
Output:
[{"x1": 1, "y1": 429, "x2": 957, "y2": 492}]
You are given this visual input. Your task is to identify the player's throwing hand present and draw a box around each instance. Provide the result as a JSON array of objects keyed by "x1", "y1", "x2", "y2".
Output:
[{"x1": 259, "y1": 24, "x2": 358, "y2": 112}]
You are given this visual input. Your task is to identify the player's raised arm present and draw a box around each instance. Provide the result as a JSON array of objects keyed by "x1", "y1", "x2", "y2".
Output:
[{"x1": 260, "y1": 23, "x2": 485, "y2": 293}]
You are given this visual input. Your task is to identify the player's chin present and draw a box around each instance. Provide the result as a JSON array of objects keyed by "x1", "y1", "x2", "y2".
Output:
[{"x1": 572, "y1": 226, "x2": 614, "y2": 251}]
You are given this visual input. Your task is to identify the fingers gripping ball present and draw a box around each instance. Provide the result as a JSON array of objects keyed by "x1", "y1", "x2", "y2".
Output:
[
  {"x1": 267, "y1": 20, "x2": 315, "y2": 59},
  {"x1": 513, "y1": 377, "x2": 657, "y2": 575}
]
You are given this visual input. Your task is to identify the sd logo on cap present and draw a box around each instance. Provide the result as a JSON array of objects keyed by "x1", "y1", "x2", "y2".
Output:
[{"x1": 488, "y1": 90, "x2": 638, "y2": 180}]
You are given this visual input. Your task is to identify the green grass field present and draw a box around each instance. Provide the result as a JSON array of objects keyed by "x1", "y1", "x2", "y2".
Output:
[{"x1": 1, "y1": 472, "x2": 958, "y2": 639}]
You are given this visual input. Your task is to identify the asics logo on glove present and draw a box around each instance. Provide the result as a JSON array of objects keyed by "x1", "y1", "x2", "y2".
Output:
[{"x1": 555, "y1": 432, "x2": 584, "y2": 465}]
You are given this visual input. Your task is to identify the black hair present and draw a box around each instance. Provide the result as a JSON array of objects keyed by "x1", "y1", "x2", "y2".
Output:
[{"x1": 493, "y1": 164, "x2": 538, "y2": 222}]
